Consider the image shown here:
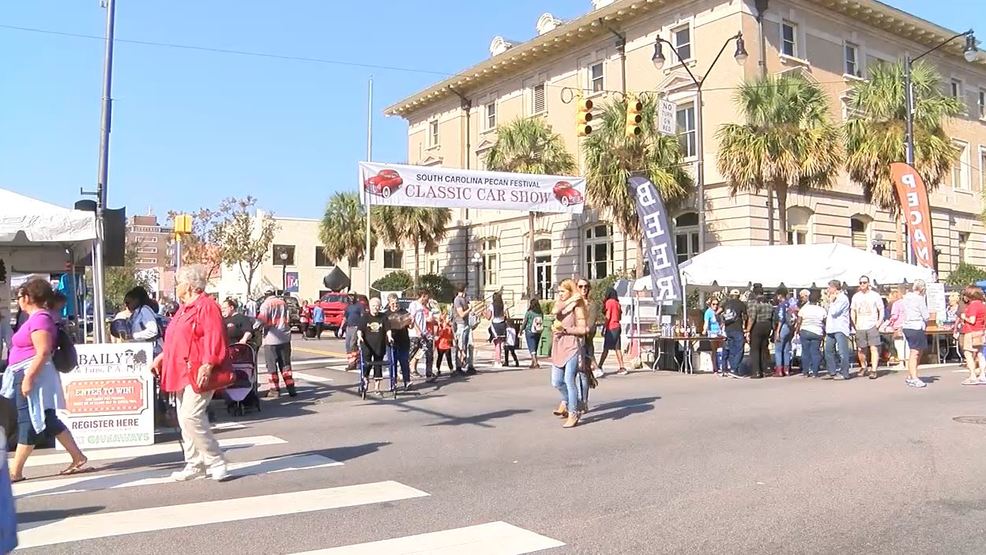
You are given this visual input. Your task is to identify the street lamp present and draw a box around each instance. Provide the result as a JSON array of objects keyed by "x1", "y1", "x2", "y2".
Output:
[
  {"x1": 651, "y1": 32, "x2": 747, "y2": 256},
  {"x1": 471, "y1": 252, "x2": 483, "y2": 299},
  {"x1": 903, "y1": 29, "x2": 977, "y2": 263},
  {"x1": 279, "y1": 250, "x2": 288, "y2": 294}
]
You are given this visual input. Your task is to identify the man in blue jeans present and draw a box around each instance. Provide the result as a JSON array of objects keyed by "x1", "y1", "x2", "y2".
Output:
[
  {"x1": 720, "y1": 289, "x2": 749, "y2": 378},
  {"x1": 824, "y1": 279, "x2": 852, "y2": 380}
]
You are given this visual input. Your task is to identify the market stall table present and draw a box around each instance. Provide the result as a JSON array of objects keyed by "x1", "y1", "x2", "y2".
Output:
[{"x1": 629, "y1": 334, "x2": 725, "y2": 374}]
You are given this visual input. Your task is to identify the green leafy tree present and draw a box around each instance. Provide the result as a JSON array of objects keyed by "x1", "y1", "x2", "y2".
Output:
[
  {"x1": 484, "y1": 117, "x2": 577, "y2": 295},
  {"x1": 320, "y1": 192, "x2": 377, "y2": 267},
  {"x1": 716, "y1": 73, "x2": 842, "y2": 245},
  {"x1": 211, "y1": 197, "x2": 278, "y2": 297},
  {"x1": 945, "y1": 262, "x2": 986, "y2": 287},
  {"x1": 417, "y1": 273, "x2": 456, "y2": 303},
  {"x1": 103, "y1": 246, "x2": 151, "y2": 312},
  {"x1": 372, "y1": 270, "x2": 414, "y2": 294},
  {"x1": 584, "y1": 96, "x2": 694, "y2": 277},
  {"x1": 845, "y1": 61, "x2": 961, "y2": 258},
  {"x1": 373, "y1": 206, "x2": 451, "y2": 284}
]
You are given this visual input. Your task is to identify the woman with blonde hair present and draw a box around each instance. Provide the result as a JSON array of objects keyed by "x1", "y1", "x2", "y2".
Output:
[{"x1": 550, "y1": 279, "x2": 589, "y2": 428}]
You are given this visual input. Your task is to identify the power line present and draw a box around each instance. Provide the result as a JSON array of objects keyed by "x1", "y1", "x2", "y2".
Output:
[{"x1": 0, "y1": 23, "x2": 454, "y2": 77}]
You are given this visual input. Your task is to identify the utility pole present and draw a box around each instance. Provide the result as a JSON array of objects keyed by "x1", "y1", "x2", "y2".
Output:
[
  {"x1": 364, "y1": 77, "x2": 373, "y2": 298},
  {"x1": 92, "y1": 0, "x2": 117, "y2": 343}
]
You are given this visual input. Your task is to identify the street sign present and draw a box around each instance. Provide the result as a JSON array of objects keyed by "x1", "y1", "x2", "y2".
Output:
[
  {"x1": 658, "y1": 99, "x2": 676, "y2": 136},
  {"x1": 285, "y1": 271, "x2": 300, "y2": 293}
]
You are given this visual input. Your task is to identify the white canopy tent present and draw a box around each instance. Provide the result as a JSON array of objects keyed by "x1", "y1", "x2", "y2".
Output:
[
  {"x1": 0, "y1": 188, "x2": 97, "y2": 272},
  {"x1": 634, "y1": 244, "x2": 936, "y2": 292}
]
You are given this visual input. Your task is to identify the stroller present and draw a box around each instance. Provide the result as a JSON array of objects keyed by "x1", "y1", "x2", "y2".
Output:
[{"x1": 220, "y1": 343, "x2": 261, "y2": 416}]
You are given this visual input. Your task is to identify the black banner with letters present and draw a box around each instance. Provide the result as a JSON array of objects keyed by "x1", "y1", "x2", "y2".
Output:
[{"x1": 628, "y1": 176, "x2": 682, "y2": 302}]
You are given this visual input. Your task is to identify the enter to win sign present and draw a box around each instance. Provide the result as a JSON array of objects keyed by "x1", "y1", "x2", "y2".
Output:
[{"x1": 59, "y1": 343, "x2": 155, "y2": 449}]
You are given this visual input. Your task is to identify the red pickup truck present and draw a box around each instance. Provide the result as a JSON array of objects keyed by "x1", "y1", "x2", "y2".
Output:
[{"x1": 314, "y1": 292, "x2": 367, "y2": 336}]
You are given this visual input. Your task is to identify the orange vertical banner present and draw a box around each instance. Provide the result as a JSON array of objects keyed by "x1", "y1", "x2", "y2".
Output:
[{"x1": 890, "y1": 162, "x2": 935, "y2": 269}]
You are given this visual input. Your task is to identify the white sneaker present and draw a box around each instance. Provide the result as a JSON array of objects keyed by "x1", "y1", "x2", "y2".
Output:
[
  {"x1": 906, "y1": 378, "x2": 927, "y2": 388},
  {"x1": 171, "y1": 464, "x2": 206, "y2": 481},
  {"x1": 593, "y1": 369, "x2": 605, "y2": 378},
  {"x1": 207, "y1": 462, "x2": 230, "y2": 481}
]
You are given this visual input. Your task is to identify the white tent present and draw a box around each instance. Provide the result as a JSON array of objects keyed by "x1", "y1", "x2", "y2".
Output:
[
  {"x1": 0, "y1": 188, "x2": 97, "y2": 273},
  {"x1": 634, "y1": 244, "x2": 936, "y2": 291}
]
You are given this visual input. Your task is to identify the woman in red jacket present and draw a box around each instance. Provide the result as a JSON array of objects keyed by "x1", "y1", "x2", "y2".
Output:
[{"x1": 152, "y1": 264, "x2": 229, "y2": 482}]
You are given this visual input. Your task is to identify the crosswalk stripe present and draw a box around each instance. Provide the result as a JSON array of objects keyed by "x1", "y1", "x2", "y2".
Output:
[
  {"x1": 293, "y1": 371, "x2": 335, "y2": 383},
  {"x1": 22, "y1": 435, "x2": 286, "y2": 468},
  {"x1": 15, "y1": 453, "x2": 342, "y2": 498},
  {"x1": 292, "y1": 521, "x2": 565, "y2": 554},
  {"x1": 18, "y1": 480, "x2": 430, "y2": 549}
]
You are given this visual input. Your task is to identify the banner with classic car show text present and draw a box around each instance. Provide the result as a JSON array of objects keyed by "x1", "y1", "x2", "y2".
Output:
[{"x1": 358, "y1": 161, "x2": 586, "y2": 213}]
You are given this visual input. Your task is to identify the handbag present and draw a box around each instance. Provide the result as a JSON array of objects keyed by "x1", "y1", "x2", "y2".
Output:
[{"x1": 186, "y1": 308, "x2": 236, "y2": 394}]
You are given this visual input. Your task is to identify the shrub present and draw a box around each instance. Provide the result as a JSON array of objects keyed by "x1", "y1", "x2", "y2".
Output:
[
  {"x1": 946, "y1": 262, "x2": 986, "y2": 288},
  {"x1": 372, "y1": 270, "x2": 413, "y2": 295},
  {"x1": 416, "y1": 273, "x2": 456, "y2": 303}
]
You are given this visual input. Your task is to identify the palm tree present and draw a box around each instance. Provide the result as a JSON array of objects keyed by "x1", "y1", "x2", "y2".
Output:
[
  {"x1": 484, "y1": 117, "x2": 576, "y2": 295},
  {"x1": 319, "y1": 192, "x2": 376, "y2": 267},
  {"x1": 845, "y1": 60, "x2": 961, "y2": 258},
  {"x1": 583, "y1": 95, "x2": 693, "y2": 277},
  {"x1": 373, "y1": 206, "x2": 452, "y2": 284},
  {"x1": 716, "y1": 73, "x2": 842, "y2": 245}
]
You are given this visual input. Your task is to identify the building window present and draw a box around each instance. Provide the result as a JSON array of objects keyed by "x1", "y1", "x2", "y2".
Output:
[
  {"x1": 532, "y1": 83, "x2": 546, "y2": 114},
  {"x1": 673, "y1": 213, "x2": 699, "y2": 264},
  {"x1": 959, "y1": 232, "x2": 970, "y2": 264},
  {"x1": 383, "y1": 249, "x2": 403, "y2": 269},
  {"x1": 428, "y1": 120, "x2": 439, "y2": 147},
  {"x1": 676, "y1": 103, "x2": 697, "y2": 158},
  {"x1": 584, "y1": 224, "x2": 613, "y2": 280},
  {"x1": 314, "y1": 248, "x2": 333, "y2": 267},
  {"x1": 483, "y1": 101, "x2": 497, "y2": 130},
  {"x1": 272, "y1": 244, "x2": 295, "y2": 266},
  {"x1": 844, "y1": 42, "x2": 859, "y2": 76},
  {"x1": 950, "y1": 79, "x2": 963, "y2": 100},
  {"x1": 534, "y1": 238, "x2": 552, "y2": 301},
  {"x1": 850, "y1": 217, "x2": 869, "y2": 250},
  {"x1": 781, "y1": 21, "x2": 798, "y2": 57},
  {"x1": 787, "y1": 207, "x2": 813, "y2": 245},
  {"x1": 981, "y1": 148, "x2": 986, "y2": 191},
  {"x1": 588, "y1": 62, "x2": 605, "y2": 93},
  {"x1": 953, "y1": 140, "x2": 970, "y2": 190},
  {"x1": 428, "y1": 259, "x2": 440, "y2": 275},
  {"x1": 136, "y1": 246, "x2": 157, "y2": 254},
  {"x1": 483, "y1": 238, "x2": 499, "y2": 287},
  {"x1": 672, "y1": 24, "x2": 692, "y2": 62},
  {"x1": 979, "y1": 89, "x2": 985, "y2": 119}
]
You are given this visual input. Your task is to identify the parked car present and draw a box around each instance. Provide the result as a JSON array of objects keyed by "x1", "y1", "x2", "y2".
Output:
[
  {"x1": 364, "y1": 169, "x2": 403, "y2": 198},
  {"x1": 553, "y1": 180, "x2": 584, "y2": 206}
]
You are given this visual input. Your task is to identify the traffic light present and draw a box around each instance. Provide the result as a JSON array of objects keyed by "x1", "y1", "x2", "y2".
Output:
[
  {"x1": 625, "y1": 95, "x2": 643, "y2": 139},
  {"x1": 576, "y1": 97, "x2": 593, "y2": 137},
  {"x1": 173, "y1": 214, "x2": 193, "y2": 236}
]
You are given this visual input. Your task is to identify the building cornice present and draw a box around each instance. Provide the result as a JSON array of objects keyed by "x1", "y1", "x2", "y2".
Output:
[{"x1": 383, "y1": 0, "x2": 983, "y2": 119}]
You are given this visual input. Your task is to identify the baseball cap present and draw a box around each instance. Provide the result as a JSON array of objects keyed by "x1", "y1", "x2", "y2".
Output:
[{"x1": 729, "y1": 289, "x2": 740, "y2": 296}]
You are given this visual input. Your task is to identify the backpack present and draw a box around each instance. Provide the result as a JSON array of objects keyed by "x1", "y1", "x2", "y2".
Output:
[
  {"x1": 52, "y1": 323, "x2": 78, "y2": 373},
  {"x1": 531, "y1": 315, "x2": 544, "y2": 334}
]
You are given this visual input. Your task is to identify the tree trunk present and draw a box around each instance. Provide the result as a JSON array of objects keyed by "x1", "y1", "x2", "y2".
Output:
[
  {"x1": 635, "y1": 236, "x2": 645, "y2": 279},
  {"x1": 528, "y1": 212, "x2": 536, "y2": 299},
  {"x1": 895, "y1": 215, "x2": 904, "y2": 262},
  {"x1": 775, "y1": 183, "x2": 788, "y2": 245},
  {"x1": 413, "y1": 243, "x2": 420, "y2": 286}
]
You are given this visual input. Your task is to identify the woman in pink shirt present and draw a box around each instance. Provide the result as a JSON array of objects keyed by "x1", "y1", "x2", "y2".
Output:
[
  {"x1": 550, "y1": 279, "x2": 588, "y2": 428},
  {"x1": 3, "y1": 279, "x2": 88, "y2": 481}
]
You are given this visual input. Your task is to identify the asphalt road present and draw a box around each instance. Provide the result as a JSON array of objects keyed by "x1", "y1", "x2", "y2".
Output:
[{"x1": 15, "y1": 335, "x2": 986, "y2": 554}]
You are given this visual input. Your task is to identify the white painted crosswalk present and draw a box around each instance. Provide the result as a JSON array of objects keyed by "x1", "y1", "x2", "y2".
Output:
[{"x1": 13, "y1": 429, "x2": 565, "y2": 553}]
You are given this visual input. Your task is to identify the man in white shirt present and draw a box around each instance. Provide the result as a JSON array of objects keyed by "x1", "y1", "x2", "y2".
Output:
[
  {"x1": 408, "y1": 289, "x2": 436, "y2": 382},
  {"x1": 850, "y1": 275, "x2": 885, "y2": 379}
]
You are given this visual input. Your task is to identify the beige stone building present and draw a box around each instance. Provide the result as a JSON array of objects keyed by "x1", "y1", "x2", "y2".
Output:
[{"x1": 384, "y1": 0, "x2": 986, "y2": 305}]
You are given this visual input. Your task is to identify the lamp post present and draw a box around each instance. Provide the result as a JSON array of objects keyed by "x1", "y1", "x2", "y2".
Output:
[
  {"x1": 279, "y1": 251, "x2": 288, "y2": 294},
  {"x1": 471, "y1": 252, "x2": 483, "y2": 299},
  {"x1": 652, "y1": 32, "x2": 747, "y2": 256},
  {"x1": 902, "y1": 30, "x2": 978, "y2": 264}
]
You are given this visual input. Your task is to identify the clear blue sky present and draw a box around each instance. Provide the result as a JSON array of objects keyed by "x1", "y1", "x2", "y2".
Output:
[{"x1": 0, "y1": 1, "x2": 980, "y2": 220}]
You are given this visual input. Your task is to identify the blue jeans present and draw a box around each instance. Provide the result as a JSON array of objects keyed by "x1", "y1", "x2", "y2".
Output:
[
  {"x1": 392, "y1": 345, "x2": 411, "y2": 384},
  {"x1": 825, "y1": 332, "x2": 851, "y2": 378},
  {"x1": 799, "y1": 331, "x2": 822, "y2": 377},
  {"x1": 774, "y1": 323, "x2": 793, "y2": 369},
  {"x1": 550, "y1": 354, "x2": 580, "y2": 412},
  {"x1": 725, "y1": 329, "x2": 746, "y2": 373},
  {"x1": 455, "y1": 324, "x2": 474, "y2": 371}
]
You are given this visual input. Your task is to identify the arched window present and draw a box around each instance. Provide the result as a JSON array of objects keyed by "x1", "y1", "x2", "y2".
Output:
[
  {"x1": 584, "y1": 224, "x2": 613, "y2": 280},
  {"x1": 787, "y1": 207, "x2": 813, "y2": 245},
  {"x1": 850, "y1": 216, "x2": 870, "y2": 250},
  {"x1": 673, "y1": 212, "x2": 699, "y2": 263}
]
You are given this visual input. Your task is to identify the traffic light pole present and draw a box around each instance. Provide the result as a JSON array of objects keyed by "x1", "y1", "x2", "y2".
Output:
[{"x1": 92, "y1": 0, "x2": 117, "y2": 343}]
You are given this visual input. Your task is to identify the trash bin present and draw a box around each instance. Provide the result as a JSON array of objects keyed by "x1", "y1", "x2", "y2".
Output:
[{"x1": 537, "y1": 315, "x2": 554, "y2": 358}]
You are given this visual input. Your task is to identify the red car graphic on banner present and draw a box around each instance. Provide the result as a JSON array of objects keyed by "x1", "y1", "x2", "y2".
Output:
[
  {"x1": 553, "y1": 181, "x2": 584, "y2": 206},
  {"x1": 364, "y1": 169, "x2": 404, "y2": 198}
]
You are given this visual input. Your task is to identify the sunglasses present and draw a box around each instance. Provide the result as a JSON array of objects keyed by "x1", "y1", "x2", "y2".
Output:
[
  {"x1": 577, "y1": 284, "x2": 589, "y2": 289},
  {"x1": 859, "y1": 281, "x2": 869, "y2": 286}
]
